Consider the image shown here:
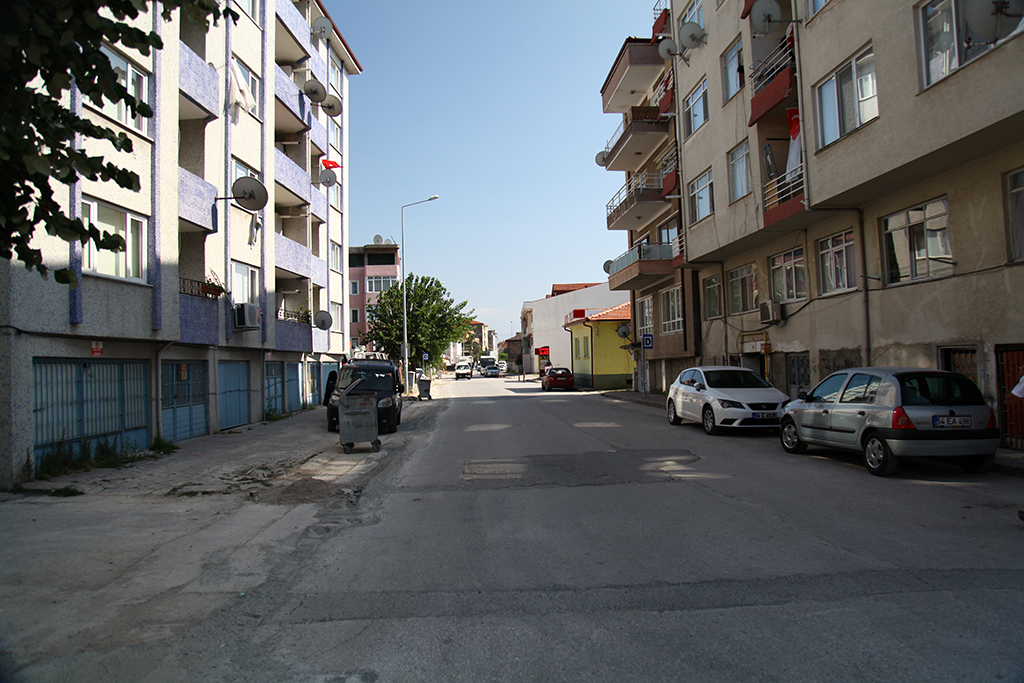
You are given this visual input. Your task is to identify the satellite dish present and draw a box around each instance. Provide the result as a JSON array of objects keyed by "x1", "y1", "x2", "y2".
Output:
[
  {"x1": 303, "y1": 79, "x2": 326, "y2": 103},
  {"x1": 318, "y1": 168, "x2": 337, "y2": 187},
  {"x1": 321, "y1": 94, "x2": 342, "y2": 117},
  {"x1": 658, "y1": 38, "x2": 679, "y2": 60},
  {"x1": 312, "y1": 16, "x2": 333, "y2": 38},
  {"x1": 595, "y1": 150, "x2": 609, "y2": 167},
  {"x1": 964, "y1": 0, "x2": 1024, "y2": 42},
  {"x1": 384, "y1": 238, "x2": 394, "y2": 244},
  {"x1": 313, "y1": 310, "x2": 333, "y2": 331},
  {"x1": 603, "y1": 259, "x2": 613, "y2": 274},
  {"x1": 373, "y1": 235, "x2": 383, "y2": 245},
  {"x1": 678, "y1": 22, "x2": 707, "y2": 49},
  {"x1": 231, "y1": 176, "x2": 268, "y2": 211},
  {"x1": 750, "y1": 0, "x2": 784, "y2": 35},
  {"x1": 617, "y1": 323, "x2": 632, "y2": 339}
]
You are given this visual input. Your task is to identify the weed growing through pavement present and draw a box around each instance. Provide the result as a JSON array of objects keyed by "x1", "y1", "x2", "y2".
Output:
[{"x1": 35, "y1": 438, "x2": 163, "y2": 480}]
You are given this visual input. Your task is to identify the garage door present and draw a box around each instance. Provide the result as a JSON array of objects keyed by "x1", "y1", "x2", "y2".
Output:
[
  {"x1": 161, "y1": 361, "x2": 208, "y2": 441},
  {"x1": 218, "y1": 361, "x2": 250, "y2": 429}
]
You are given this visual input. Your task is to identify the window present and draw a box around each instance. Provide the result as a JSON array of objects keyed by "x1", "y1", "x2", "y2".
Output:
[
  {"x1": 809, "y1": 373, "x2": 849, "y2": 403},
  {"x1": 883, "y1": 197, "x2": 953, "y2": 284},
  {"x1": 722, "y1": 39, "x2": 744, "y2": 102},
  {"x1": 688, "y1": 169, "x2": 714, "y2": 224},
  {"x1": 769, "y1": 247, "x2": 806, "y2": 302},
  {"x1": 234, "y1": 159, "x2": 259, "y2": 182},
  {"x1": 637, "y1": 297, "x2": 654, "y2": 337},
  {"x1": 682, "y1": 0, "x2": 704, "y2": 27},
  {"x1": 350, "y1": 308, "x2": 360, "y2": 324},
  {"x1": 840, "y1": 374, "x2": 881, "y2": 403},
  {"x1": 365, "y1": 304, "x2": 376, "y2": 323},
  {"x1": 816, "y1": 48, "x2": 877, "y2": 148},
  {"x1": 728, "y1": 264, "x2": 757, "y2": 314},
  {"x1": 819, "y1": 230, "x2": 857, "y2": 294},
  {"x1": 98, "y1": 46, "x2": 148, "y2": 133},
  {"x1": 659, "y1": 218, "x2": 679, "y2": 247},
  {"x1": 1008, "y1": 167, "x2": 1024, "y2": 261},
  {"x1": 810, "y1": 0, "x2": 830, "y2": 15},
  {"x1": 350, "y1": 280, "x2": 359, "y2": 296},
  {"x1": 575, "y1": 338, "x2": 581, "y2": 359},
  {"x1": 330, "y1": 242, "x2": 343, "y2": 272},
  {"x1": 231, "y1": 261, "x2": 259, "y2": 305},
  {"x1": 330, "y1": 302, "x2": 343, "y2": 332},
  {"x1": 728, "y1": 141, "x2": 750, "y2": 203},
  {"x1": 921, "y1": 0, "x2": 995, "y2": 86},
  {"x1": 330, "y1": 55, "x2": 343, "y2": 94},
  {"x1": 366, "y1": 276, "x2": 397, "y2": 293},
  {"x1": 81, "y1": 198, "x2": 146, "y2": 280},
  {"x1": 329, "y1": 118, "x2": 342, "y2": 151},
  {"x1": 233, "y1": 59, "x2": 260, "y2": 115},
  {"x1": 583, "y1": 336, "x2": 590, "y2": 358},
  {"x1": 235, "y1": 0, "x2": 261, "y2": 23},
  {"x1": 330, "y1": 183, "x2": 342, "y2": 210},
  {"x1": 661, "y1": 287, "x2": 684, "y2": 333},
  {"x1": 683, "y1": 79, "x2": 708, "y2": 138},
  {"x1": 703, "y1": 275, "x2": 722, "y2": 319}
]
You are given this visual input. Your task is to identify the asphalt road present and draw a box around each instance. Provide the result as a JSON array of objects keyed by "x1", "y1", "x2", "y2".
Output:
[{"x1": 3, "y1": 376, "x2": 1024, "y2": 682}]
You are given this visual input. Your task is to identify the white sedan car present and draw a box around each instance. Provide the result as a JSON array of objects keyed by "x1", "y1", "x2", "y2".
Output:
[{"x1": 667, "y1": 366, "x2": 790, "y2": 435}]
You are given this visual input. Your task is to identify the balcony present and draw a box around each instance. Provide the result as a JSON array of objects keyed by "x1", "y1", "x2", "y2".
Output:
[
  {"x1": 601, "y1": 38, "x2": 666, "y2": 114},
  {"x1": 178, "y1": 279, "x2": 221, "y2": 346},
  {"x1": 607, "y1": 243, "x2": 675, "y2": 291},
  {"x1": 606, "y1": 173, "x2": 672, "y2": 231},
  {"x1": 274, "y1": 146, "x2": 311, "y2": 207},
  {"x1": 275, "y1": 64, "x2": 313, "y2": 133},
  {"x1": 275, "y1": 231, "x2": 312, "y2": 279},
  {"x1": 274, "y1": 0, "x2": 313, "y2": 65},
  {"x1": 275, "y1": 317, "x2": 313, "y2": 353},
  {"x1": 179, "y1": 41, "x2": 219, "y2": 120},
  {"x1": 762, "y1": 162, "x2": 809, "y2": 230},
  {"x1": 748, "y1": 38, "x2": 796, "y2": 126},
  {"x1": 178, "y1": 167, "x2": 217, "y2": 232},
  {"x1": 603, "y1": 106, "x2": 671, "y2": 172}
]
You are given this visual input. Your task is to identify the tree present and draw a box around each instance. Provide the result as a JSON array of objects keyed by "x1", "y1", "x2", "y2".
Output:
[
  {"x1": 0, "y1": 0, "x2": 236, "y2": 285},
  {"x1": 366, "y1": 274, "x2": 473, "y2": 370}
]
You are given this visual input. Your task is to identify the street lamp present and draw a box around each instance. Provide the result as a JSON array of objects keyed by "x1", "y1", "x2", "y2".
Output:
[{"x1": 401, "y1": 194, "x2": 439, "y2": 391}]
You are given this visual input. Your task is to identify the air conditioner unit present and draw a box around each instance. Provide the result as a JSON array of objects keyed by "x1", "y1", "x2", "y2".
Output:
[
  {"x1": 759, "y1": 300, "x2": 782, "y2": 325},
  {"x1": 234, "y1": 303, "x2": 261, "y2": 329}
]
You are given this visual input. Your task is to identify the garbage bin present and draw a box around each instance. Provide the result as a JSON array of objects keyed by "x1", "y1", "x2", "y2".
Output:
[{"x1": 417, "y1": 371, "x2": 432, "y2": 400}]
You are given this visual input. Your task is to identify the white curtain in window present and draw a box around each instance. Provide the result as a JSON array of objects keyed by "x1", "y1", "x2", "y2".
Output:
[{"x1": 229, "y1": 60, "x2": 257, "y2": 114}]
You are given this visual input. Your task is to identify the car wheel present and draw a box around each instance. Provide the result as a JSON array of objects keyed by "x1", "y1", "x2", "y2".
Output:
[
  {"x1": 863, "y1": 433, "x2": 898, "y2": 476},
  {"x1": 779, "y1": 419, "x2": 806, "y2": 454},
  {"x1": 959, "y1": 453, "x2": 995, "y2": 473},
  {"x1": 702, "y1": 406, "x2": 720, "y2": 435},
  {"x1": 667, "y1": 400, "x2": 682, "y2": 426}
]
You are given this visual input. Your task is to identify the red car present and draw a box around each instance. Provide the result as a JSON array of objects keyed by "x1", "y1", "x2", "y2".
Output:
[{"x1": 541, "y1": 367, "x2": 574, "y2": 391}]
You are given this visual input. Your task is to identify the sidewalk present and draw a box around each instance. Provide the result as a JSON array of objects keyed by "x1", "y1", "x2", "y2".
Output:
[{"x1": 601, "y1": 389, "x2": 1024, "y2": 477}]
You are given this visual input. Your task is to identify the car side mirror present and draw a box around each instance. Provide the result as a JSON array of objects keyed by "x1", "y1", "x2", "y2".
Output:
[
  {"x1": 398, "y1": 383, "x2": 405, "y2": 394},
  {"x1": 695, "y1": 383, "x2": 706, "y2": 391},
  {"x1": 798, "y1": 391, "x2": 808, "y2": 400}
]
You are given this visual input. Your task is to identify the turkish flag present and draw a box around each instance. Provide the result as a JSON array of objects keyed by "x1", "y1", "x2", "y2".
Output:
[{"x1": 321, "y1": 159, "x2": 342, "y2": 169}]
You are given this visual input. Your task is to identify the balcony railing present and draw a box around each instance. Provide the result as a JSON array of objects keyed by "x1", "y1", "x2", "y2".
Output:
[
  {"x1": 606, "y1": 173, "x2": 663, "y2": 217},
  {"x1": 751, "y1": 39, "x2": 795, "y2": 95},
  {"x1": 277, "y1": 308, "x2": 312, "y2": 324},
  {"x1": 608, "y1": 242, "x2": 675, "y2": 277},
  {"x1": 179, "y1": 277, "x2": 223, "y2": 299},
  {"x1": 603, "y1": 106, "x2": 662, "y2": 154},
  {"x1": 763, "y1": 162, "x2": 804, "y2": 207}
]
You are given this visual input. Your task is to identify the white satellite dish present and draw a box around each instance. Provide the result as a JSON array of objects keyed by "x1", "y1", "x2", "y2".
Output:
[
  {"x1": 616, "y1": 323, "x2": 631, "y2": 339},
  {"x1": 658, "y1": 38, "x2": 679, "y2": 60},
  {"x1": 964, "y1": 0, "x2": 1024, "y2": 42},
  {"x1": 595, "y1": 150, "x2": 609, "y2": 167},
  {"x1": 312, "y1": 16, "x2": 333, "y2": 39},
  {"x1": 230, "y1": 176, "x2": 269, "y2": 211},
  {"x1": 373, "y1": 234, "x2": 383, "y2": 245},
  {"x1": 303, "y1": 79, "x2": 327, "y2": 103},
  {"x1": 750, "y1": 0, "x2": 784, "y2": 35},
  {"x1": 678, "y1": 22, "x2": 707, "y2": 49},
  {"x1": 318, "y1": 168, "x2": 337, "y2": 187},
  {"x1": 384, "y1": 238, "x2": 394, "y2": 245},
  {"x1": 603, "y1": 259, "x2": 613, "y2": 274},
  {"x1": 321, "y1": 94, "x2": 342, "y2": 117},
  {"x1": 313, "y1": 310, "x2": 333, "y2": 331}
]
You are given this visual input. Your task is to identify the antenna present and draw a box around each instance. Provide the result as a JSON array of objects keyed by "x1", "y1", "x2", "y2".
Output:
[
  {"x1": 311, "y1": 16, "x2": 333, "y2": 41},
  {"x1": 303, "y1": 79, "x2": 327, "y2": 103},
  {"x1": 313, "y1": 310, "x2": 333, "y2": 331},
  {"x1": 964, "y1": 0, "x2": 1024, "y2": 43},
  {"x1": 321, "y1": 94, "x2": 342, "y2": 117},
  {"x1": 215, "y1": 176, "x2": 269, "y2": 211},
  {"x1": 678, "y1": 21, "x2": 707, "y2": 49},
  {"x1": 315, "y1": 168, "x2": 337, "y2": 187},
  {"x1": 750, "y1": 0, "x2": 785, "y2": 35},
  {"x1": 595, "y1": 150, "x2": 609, "y2": 167},
  {"x1": 373, "y1": 235, "x2": 383, "y2": 245}
]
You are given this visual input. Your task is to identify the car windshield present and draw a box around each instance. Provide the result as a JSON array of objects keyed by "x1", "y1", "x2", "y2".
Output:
[
  {"x1": 338, "y1": 369, "x2": 394, "y2": 392},
  {"x1": 703, "y1": 370, "x2": 771, "y2": 389},
  {"x1": 897, "y1": 373, "x2": 984, "y2": 406}
]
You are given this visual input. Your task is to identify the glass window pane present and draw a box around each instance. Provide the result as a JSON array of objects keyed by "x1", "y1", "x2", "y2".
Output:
[
  {"x1": 923, "y1": 0, "x2": 957, "y2": 85},
  {"x1": 838, "y1": 64, "x2": 856, "y2": 135},
  {"x1": 818, "y1": 76, "x2": 839, "y2": 146},
  {"x1": 855, "y1": 51, "x2": 878, "y2": 125}
]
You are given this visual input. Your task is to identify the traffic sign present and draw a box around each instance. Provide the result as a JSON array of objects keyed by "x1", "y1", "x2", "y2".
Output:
[
  {"x1": 422, "y1": 352, "x2": 429, "y2": 361},
  {"x1": 642, "y1": 334, "x2": 654, "y2": 350}
]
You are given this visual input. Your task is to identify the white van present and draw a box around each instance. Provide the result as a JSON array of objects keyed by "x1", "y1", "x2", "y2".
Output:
[{"x1": 454, "y1": 362, "x2": 472, "y2": 379}]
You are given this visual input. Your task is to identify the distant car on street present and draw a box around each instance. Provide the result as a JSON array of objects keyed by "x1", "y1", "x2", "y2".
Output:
[
  {"x1": 454, "y1": 362, "x2": 472, "y2": 379},
  {"x1": 667, "y1": 366, "x2": 789, "y2": 435},
  {"x1": 541, "y1": 367, "x2": 574, "y2": 391},
  {"x1": 779, "y1": 367, "x2": 999, "y2": 476},
  {"x1": 497, "y1": 360, "x2": 507, "y2": 373},
  {"x1": 485, "y1": 365, "x2": 500, "y2": 378}
]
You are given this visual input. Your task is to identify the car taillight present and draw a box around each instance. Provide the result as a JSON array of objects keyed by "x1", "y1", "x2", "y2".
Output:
[
  {"x1": 986, "y1": 407, "x2": 997, "y2": 430},
  {"x1": 892, "y1": 406, "x2": 915, "y2": 430}
]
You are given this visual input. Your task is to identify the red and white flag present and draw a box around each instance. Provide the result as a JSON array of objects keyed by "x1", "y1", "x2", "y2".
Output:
[{"x1": 321, "y1": 159, "x2": 342, "y2": 170}]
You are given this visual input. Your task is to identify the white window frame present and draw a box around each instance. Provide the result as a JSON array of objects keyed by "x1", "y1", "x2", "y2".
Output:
[
  {"x1": 703, "y1": 275, "x2": 722, "y2": 319},
  {"x1": 575, "y1": 337, "x2": 581, "y2": 359},
  {"x1": 727, "y1": 140, "x2": 751, "y2": 203},
  {"x1": 1008, "y1": 167, "x2": 1024, "y2": 262},
  {"x1": 728, "y1": 264, "x2": 757, "y2": 314},
  {"x1": 683, "y1": 79, "x2": 709, "y2": 138},
  {"x1": 350, "y1": 280, "x2": 359, "y2": 296},
  {"x1": 688, "y1": 169, "x2": 714, "y2": 224},
  {"x1": 920, "y1": 0, "x2": 995, "y2": 87},
  {"x1": 366, "y1": 276, "x2": 397, "y2": 293},
  {"x1": 682, "y1": 0, "x2": 704, "y2": 28},
  {"x1": 722, "y1": 39, "x2": 744, "y2": 102},
  {"x1": 637, "y1": 297, "x2": 654, "y2": 338},
  {"x1": 810, "y1": 0, "x2": 830, "y2": 16},
  {"x1": 769, "y1": 247, "x2": 807, "y2": 303},
  {"x1": 329, "y1": 55, "x2": 344, "y2": 95},
  {"x1": 231, "y1": 261, "x2": 259, "y2": 305},
  {"x1": 819, "y1": 230, "x2": 857, "y2": 295},
  {"x1": 97, "y1": 46, "x2": 148, "y2": 134},
  {"x1": 330, "y1": 302, "x2": 343, "y2": 332},
  {"x1": 329, "y1": 183, "x2": 342, "y2": 210},
  {"x1": 329, "y1": 241, "x2": 343, "y2": 272},
  {"x1": 329, "y1": 118, "x2": 342, "y2": 152},
  {"x1": 660, "y1": 287, "x2": 684, "y2": 333},
  {"x1": 234, "y1": 58, "x2": 260, "y2": 116},
  {"x1": 234, "y1": 0, "x2": 261, "y2": 24},
  {"x1": 583, "y1": 336, "x2": 590, "y2": 359},
  {"x1": 882, "y1": 197, "x2": 954, "y2": 284},
  {"x1": 81, "y1": 197, "x2": 147, "y2": 281},
  {"x1": 816, "y1": 48, "x2": 878, "y2": 148}
]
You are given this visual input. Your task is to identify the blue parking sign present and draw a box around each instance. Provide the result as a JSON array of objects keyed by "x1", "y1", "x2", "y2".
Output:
[
  {"x1": 642, "y1": 334, "x2": 654, "y2": 350},
  {"x1": 422, "y1": 352, "x2": 429, "y2": 361}
]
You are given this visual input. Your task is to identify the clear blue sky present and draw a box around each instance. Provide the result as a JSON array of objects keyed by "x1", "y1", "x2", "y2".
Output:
[{"x1": 322, "y1": 0, "x2": 652, "y2": 338}]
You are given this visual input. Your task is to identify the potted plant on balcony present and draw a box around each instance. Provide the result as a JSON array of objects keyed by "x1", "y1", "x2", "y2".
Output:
[{"x1": 201, "y1": 273, "x2": 225, "y2": 299}]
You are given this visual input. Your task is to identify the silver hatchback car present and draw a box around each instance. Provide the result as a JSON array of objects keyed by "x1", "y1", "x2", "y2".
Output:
[{"x1": 779, "y1": 367, "x2": 999, "y2": 476}]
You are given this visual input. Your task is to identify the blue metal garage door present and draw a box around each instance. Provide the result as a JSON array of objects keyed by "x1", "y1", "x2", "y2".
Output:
[
  {"x1": 286, "y1": 362, "x2": 301, "y2": 412},
  {"x1": 218, "y1": 361, "x2": 250, "y2": 429},
  {"x1": 265, "y1": 361, "x2": 284, "y2": 416},
  {"x1": 308, "y1": 361, "x2": 322, "y2": 405},
  {"x1": 161, "y1": 361, "x2": 208, "y2": 441}
]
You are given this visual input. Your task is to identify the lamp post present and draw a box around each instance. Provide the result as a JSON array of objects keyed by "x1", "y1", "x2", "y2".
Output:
[{"x1": 401, "y1": 195, "x2": 439, "y2": 391}]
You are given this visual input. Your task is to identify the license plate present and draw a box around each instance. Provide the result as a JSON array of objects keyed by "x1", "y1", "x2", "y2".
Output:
[
  {"x1": 752, "y1": 412, "x2": 777, "y2": 420},
  {"x1": 933, "y1": 415, "x2": 972, "y2": 428}
]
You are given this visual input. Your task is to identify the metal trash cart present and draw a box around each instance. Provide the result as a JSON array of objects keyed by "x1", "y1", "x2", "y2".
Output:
[
  {"x1": 417, "y1": 370, "x2": 432, "y2": 400},
  {"x1": 335, "y1": 379, "x2": 381, "y2": 454}
]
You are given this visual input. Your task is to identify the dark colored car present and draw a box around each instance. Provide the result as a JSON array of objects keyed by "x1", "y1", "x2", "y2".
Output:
[
  {"x1": 327, "y1": 361, "x2": 404, "y2": 434},
  {"x1": 541, "y1": 367, "x2": 574, "y2": 391}
]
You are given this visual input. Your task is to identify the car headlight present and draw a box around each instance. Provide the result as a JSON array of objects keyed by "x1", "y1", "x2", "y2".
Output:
[
  {"x1": 718, "y1": 399, "x2": 745, "y2": 410},
  {"x1": 378, "y1": 397, "x2": 393, "y2": 408}
]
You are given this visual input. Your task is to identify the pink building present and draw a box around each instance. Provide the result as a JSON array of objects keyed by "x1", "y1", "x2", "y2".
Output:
[{"x1": 347, "y1": 241, "x2": 399, "y2": 353}]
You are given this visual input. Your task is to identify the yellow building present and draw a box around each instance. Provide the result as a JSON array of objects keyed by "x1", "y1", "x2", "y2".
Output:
[{"x1": 565, "y1": 303, "x2": 635, "y2": 390}]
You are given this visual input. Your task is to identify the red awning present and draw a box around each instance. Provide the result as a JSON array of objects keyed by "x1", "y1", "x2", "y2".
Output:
[{"x1": 740, "y1": 0, "x2": 757, "y2": 19}]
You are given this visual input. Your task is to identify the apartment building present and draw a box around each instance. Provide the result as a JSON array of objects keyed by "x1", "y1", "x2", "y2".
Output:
[
  {"x1": 347, "y1": 240, "x2": 400, "y2": 353},
  {"x1": 0, "y1": 0, "x2": 362, "y2": 488},
  {"x1": 599, "y1": 0, "x2": 1023, "y2": 448}
]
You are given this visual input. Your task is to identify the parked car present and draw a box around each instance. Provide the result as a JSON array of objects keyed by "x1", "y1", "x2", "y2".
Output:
[
  {"x1": 541, "y1": 367, "x2": 574, "y2": 391},
  {"x1": 666, "y1": 366, "x2": 789, "y2": 435},
  {"x1": 454, "y1": 362, "x2": 472, "y2": 379},
  {"x1": 497, "y1": 360, "x2": 507, "y2": 373},
  {"x1": 485, "y1": 365, "x2": 500, "y2": 377},
  {"x1": 779, "y1": 367, "x2": 999, "y2": 476},
  {"x1": 327, "y1": 361, "x2": 404, "y2": 434}
]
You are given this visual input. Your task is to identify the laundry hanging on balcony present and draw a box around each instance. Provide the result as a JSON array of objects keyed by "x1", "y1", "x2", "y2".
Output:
[{"x1": 229, "y1": 60, "x2": 257, "y2": 121}]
